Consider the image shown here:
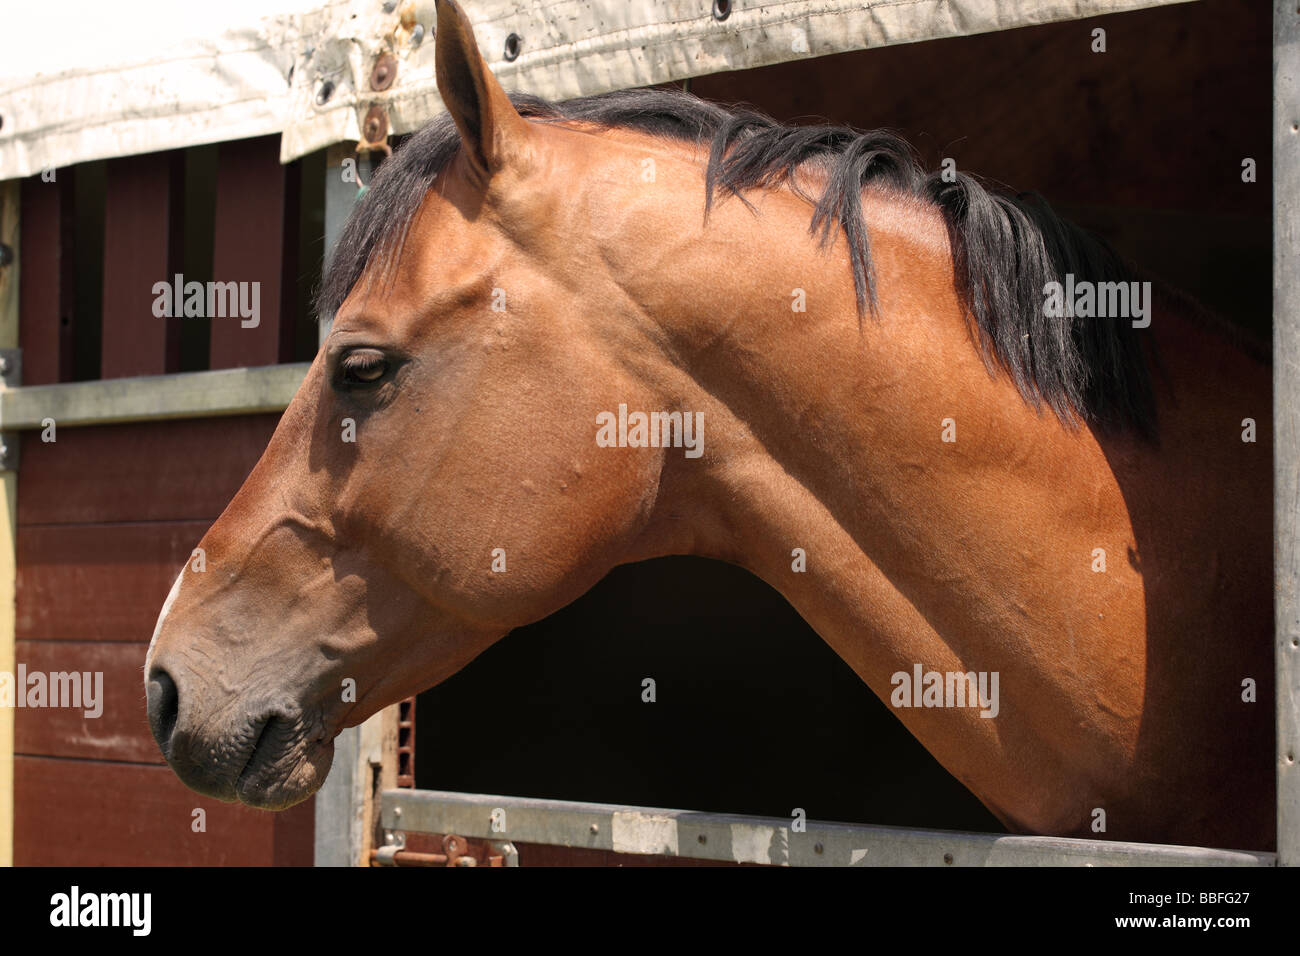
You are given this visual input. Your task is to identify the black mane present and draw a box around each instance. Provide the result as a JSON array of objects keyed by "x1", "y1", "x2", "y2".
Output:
[{"x1": 319, "y1": 87, "x2": 1156, "y2": 435}]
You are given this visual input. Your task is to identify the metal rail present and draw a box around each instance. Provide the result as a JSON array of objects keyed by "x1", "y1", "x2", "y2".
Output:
[{"x1": 380, "y1": 789, "x2": 1275, "y2": 867}]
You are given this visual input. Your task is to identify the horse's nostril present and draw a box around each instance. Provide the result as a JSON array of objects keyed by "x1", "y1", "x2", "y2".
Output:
[{"x1": 146, "y1": 668, "x2": 179, "y2": 754}]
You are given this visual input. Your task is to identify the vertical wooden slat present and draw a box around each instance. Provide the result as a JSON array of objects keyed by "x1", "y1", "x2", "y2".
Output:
[
  {"x1": 209, "y1": 137, "x2": 290, "y2": 369},
  {"x1": 100, "y1": 152, "x2": 183, "y2": 378},
  {"x1": 0, "y1": 179, "x2": 21, "y2": 868},
  {"x1": 17, "y1": 175, "x2": 72, "y2": 385}
]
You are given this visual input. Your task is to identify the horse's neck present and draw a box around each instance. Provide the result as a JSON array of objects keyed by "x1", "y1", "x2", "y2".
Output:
[
  {"x1": 642, "y1": 189, "x2": 1120, "y2": 619},
  {"x1": 627, "y1": 191, "x2": 1155, "y2": 831},
  {"x1": 623, "y1": 180, "x2": 1272, "y2": 843}
]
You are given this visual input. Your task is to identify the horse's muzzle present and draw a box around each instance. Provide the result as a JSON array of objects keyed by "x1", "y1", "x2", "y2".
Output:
[{"x1": 145, "y1": 661, "x2": 331, "y2": 810}]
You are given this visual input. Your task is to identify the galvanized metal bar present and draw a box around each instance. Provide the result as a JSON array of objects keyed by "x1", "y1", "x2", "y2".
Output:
[
  {"x1": 1275, "y1": 0, "x2": 1300, "y2": 869},
  {"x1": 310, "y1": 140, "x2": 374, "y2": 868},
  {"x1": 0, "y1": 363, "x2": 310, "y2": 430},
  {"x1": 313, "y1": 721, "x2": 364, "y2": 867},
  {"x1": 320, "y1": 144, "x2": 369, "y2": 347},
  {"x1": 314, "y1": 708, "x2": 396, "y2": 866},
  {"x1": 380, "y1": 789, "x2": 1275, "y2": 867}
]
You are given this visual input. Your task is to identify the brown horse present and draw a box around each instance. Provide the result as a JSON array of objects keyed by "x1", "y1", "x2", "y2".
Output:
[{"x1": 145, "y1": 0, "x2": 1273, "y2": 850}]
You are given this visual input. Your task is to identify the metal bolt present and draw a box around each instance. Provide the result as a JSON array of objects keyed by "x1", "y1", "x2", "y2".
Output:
[
  {"x1": 0, "y1": 356, "x2": 10, "y2": 375},
  {"x1": 813, "y1": 842, "x2": 823, "y2": 854},
  {"x1": 370, "y1": 52, "x2": 397, "y2": 91},
  {"x1": 0, "y1": 243, "x2": 13, "y2": 268},
  {"x1": 363, "y1": 105, "x2": 389, "y2": 144},
  {"x1": 382, "y1": 0, "x2": 396, "y2": 11},
  {"x1": 697, "y1": 833, "x2": 707, "y2": 844},
  {"x1": 394, "y1": 806, "x2": 402, "y2": 818},
  {"x1": 943, "y1": 852, "x2": 954, "y2": 864},
  {"x1": 589, "y1": 823, "x2": 599, "y2": 834},
  {"x1": 411, "y1": 23, "x2": 425, "y2": 46}
]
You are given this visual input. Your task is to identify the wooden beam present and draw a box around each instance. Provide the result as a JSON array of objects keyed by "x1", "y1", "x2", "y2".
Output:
[
  {"x1": 0, "y1": 178, "x2": 19, "y2": 868},
  {"x1": 0, "y1": 362, "x2": 308, "y2": 430},
  {"x1": 1275, "y1": 0, "x2": 1300, "y2": 869}
]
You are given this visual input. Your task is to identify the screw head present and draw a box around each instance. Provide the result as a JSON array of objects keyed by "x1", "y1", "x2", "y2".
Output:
[
  {"x1": 370, "y1": 52, "x2": 397, "y2": 91},
  {"x1": 361, "y1": 105, "x2": 389, "y2": 147}
]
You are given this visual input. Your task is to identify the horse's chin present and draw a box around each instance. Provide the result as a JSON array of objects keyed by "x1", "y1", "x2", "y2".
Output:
[{"x1": 234, "y1": 737, "x2": 336, "y2": 811}]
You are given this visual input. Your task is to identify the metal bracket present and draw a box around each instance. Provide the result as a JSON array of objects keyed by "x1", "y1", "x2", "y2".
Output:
[
  {"x1": 0, "y1": 348, "x2": 21, "y2": 471},
  {"x1": 489, "y1": 841, "x2": 520, "y2": 867},
  {"x1": 0, "y1": 434, "x2": 18, "y2": 472},
  {"x1": 0, "y1": 348, "x2": 20, "y2": 388},
  {"x1": 372, "y1": 828, "x2": 407, "y2": 865}
]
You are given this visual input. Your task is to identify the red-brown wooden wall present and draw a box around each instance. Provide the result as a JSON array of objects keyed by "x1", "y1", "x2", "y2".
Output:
[{"x1": 13, "y1": 134, "x2": 316, "y2": 865}]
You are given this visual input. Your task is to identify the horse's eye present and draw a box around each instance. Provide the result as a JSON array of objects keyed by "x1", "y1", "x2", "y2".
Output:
[{"x1": 339, "y1": 349, "x2": 388, "y2": 386}]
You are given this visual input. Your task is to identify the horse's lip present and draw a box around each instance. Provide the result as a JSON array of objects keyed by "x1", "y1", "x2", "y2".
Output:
[
  {"x1": 232, "y1": 714, "x2": 337, "y2": 809},
  {"x1": 235, "y1": 716, "x2": 278, "y2": 788}
]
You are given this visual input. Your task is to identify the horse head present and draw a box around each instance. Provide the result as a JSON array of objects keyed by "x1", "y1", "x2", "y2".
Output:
[{"x1": 145, "y1": 0, "x2": 712, "y2": 809}]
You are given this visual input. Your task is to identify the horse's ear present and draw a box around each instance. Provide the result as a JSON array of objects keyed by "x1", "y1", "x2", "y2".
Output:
[{"x1": 434, "y1": 0, "x2": 531, "y2": 182}]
